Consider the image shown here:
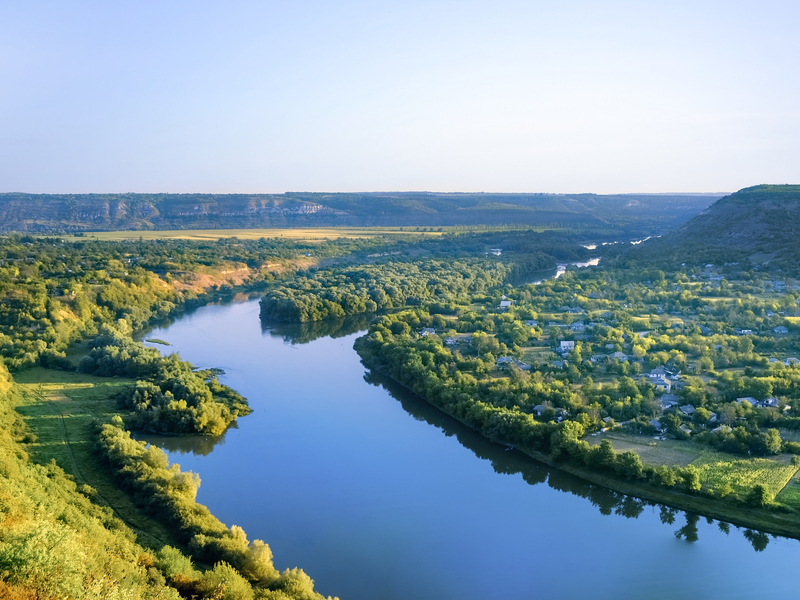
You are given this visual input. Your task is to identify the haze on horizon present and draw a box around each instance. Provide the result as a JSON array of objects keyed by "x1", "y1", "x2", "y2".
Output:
[{"x1": 1, "y1": 1, "x2": 798, "y2": 195}]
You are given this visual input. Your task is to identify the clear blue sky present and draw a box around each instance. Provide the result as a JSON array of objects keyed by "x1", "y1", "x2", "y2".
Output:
[{"x1": 1, "y1": 1, "x2": 797, "y2": 193}]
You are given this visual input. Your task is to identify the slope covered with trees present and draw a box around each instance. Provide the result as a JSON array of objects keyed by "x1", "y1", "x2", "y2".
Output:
[
  {"x1": 630, "y1": 185, "x2": 800, "y2": 268},
  {"x1": 0, "y1": 191, "x2": 718, "y2": 234}
]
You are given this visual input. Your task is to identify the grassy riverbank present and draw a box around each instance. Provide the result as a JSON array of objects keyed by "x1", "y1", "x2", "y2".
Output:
[{"x1": 13, "y1": 368, "x2": 185, "y2": 550}]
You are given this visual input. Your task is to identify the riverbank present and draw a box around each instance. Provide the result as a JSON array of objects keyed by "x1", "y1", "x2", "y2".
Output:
[{"x1": 357, "y1": 353, "x2": 800, "y2": 540}]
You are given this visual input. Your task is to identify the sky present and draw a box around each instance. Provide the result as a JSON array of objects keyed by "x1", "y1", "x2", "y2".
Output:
[{"x1": 1, "y1": 0, "x2": 798, "y2": 194}]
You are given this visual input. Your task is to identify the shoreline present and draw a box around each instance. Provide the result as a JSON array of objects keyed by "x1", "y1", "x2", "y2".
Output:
[{"x1": 357, "y1": 353, "x2": 800, "y2": 540}]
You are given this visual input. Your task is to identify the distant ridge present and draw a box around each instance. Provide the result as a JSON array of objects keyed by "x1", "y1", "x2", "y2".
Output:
[
  {"x1": 0, "y1": 191, "x2": 719, "y2": 234},
  {"x1": 629, "y1": 184, "x2": 800, "y2": 266}
]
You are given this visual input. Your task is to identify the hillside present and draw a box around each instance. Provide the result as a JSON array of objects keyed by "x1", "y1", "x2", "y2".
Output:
[
  {"x1": 628, "y1": 185, "x2": 800, "y2": 267},
  {"x1": 0, "y1": 191, "x2": 720, "y2": 234}
]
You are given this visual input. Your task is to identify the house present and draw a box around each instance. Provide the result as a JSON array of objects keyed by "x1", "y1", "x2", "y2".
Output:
[
  {"x1": 672, "y1": 380, "x2": 687, "y2": 390},
  {"x1": 699, "y1": 325, "x2": 713, "y2": 336},
  {"x1": 496, "y1": 357, "x2": 514, "y2": 368},
  {"x1": 525, "y1": 320, "x2": 538, "y2": 327},
  {"x1": 679, "y1": 424, "x2": 693, "y2": 435},
  {"x1": 736, "y1": 397, "x2": 757, "y2": 405},
  {"x1": 551, "y1": 360, "x2": 568, "y2": 368},
  {"x1": 570, "y1": 322, "x2": 585, "y2": 332},
  {"x1": 708, "y1": 412, "x2": 718, "y2": 423},
  {"x1": 775, "y1": 326, "x2": 789, "y2": 334},
  {"x1": 611, "y1": 352, "x2": 628, "y2": 361},
  {"x1": 490, "y1": 248, "x2": 502, "y2": 256},
  {"x1": 444, "y1": 337, "x2": 457, "y2": 346},
  {"x1": 499, "y1": 300, "x2": 513, "y2": 310},
  {"x1": 420, "y1": 328, "x2": 436, "y2": 336},
  {"x1": 602, "y1": 416, "x2": 614, "y2": 424},
  {"x1": 763, "y1": 397, "x2": 779, "y2": 408},
  {"x1": 605, "y1": 343, "x2": 616, "y2": 350},
  {"x1": 559, "y1": 341, "x2": 575, "y2": 353},
  {"x1": 650, "y1": 419, "x2": 664, "y2": 432},
  {"x1": 784, "y1": 358, "x2": 800, "y2": 367},
  {"x1": 679, "y1": 404, "x2": 696, "y2": 416},
  {"x1": 660, "y1": 397, "x2": 679, "y2": 411},
  {"x1": 533, "y1": 404, "x2": 547, "y2": 416},
  {"x1": 653, "y1": 376, "x2": 671, "y2": 392},
  {"x1": 590, "y1": 355, "x2": 607, "y2": 363}
]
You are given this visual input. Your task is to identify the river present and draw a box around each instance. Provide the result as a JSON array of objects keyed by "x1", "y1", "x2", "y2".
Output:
[{"x1": 140, "y1": 300, "x2": 800, "y2": 600}]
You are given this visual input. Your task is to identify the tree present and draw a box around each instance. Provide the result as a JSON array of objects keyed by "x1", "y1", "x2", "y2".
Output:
[{"x1": 746, "y1": 484, "x2": 773, "y2": 507}]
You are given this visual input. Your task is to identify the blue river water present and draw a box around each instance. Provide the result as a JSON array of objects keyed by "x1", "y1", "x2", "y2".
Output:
[{"x1": 140, "y1": 299, "x2": 800, "y2": 600}]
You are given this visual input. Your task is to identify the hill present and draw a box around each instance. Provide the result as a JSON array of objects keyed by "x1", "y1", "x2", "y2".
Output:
[
  {"x1": 0, "y1": 191, "x2": 720, "y2": 234},
  {"x1": 627, "y1": 185, "x2": 800, "y2": 267}
]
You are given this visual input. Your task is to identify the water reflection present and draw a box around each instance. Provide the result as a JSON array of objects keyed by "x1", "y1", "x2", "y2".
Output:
[
  {"x1": 135, "y1": 424, "x2": 234, "y2": 456},
  {"x1": 363, "y1": 369, "x2": 777, "y2": 554},
  {"x1": 261, "y1": 312, "x2": 378, "y2": 345}
]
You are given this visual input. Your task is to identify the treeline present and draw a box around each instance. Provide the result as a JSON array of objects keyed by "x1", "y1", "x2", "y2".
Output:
[
  {"x1": 0, "y1": 234, "x2": 397, "y2": 369},
  {"x1": 260, "y1": 259, "x2": 516, "y2": 322},
  {"x1": 96, "y1": 419, "x2": 334, "y2": 600},
  {"x1": 78, "y1": 326, "x2": 250, "y2": 436}
]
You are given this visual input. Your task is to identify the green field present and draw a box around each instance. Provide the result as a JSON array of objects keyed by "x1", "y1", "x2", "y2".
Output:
[
  {"x1": 13, "y1": 367, "x2": 184, "y2": 550},
  {"x1": 594, "y1": 430, "x2": 800, "y2": 500},
  {"x1": 63, "y1": 227, "x2": 449, "y2": 242}
]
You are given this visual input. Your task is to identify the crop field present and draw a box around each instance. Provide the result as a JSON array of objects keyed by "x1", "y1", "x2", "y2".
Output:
[
  {"x1": 591, "y1": 431, "x2": 800, "y2": 499},
  {"x1": 62, "y1": 227, "x2": 449, "y2": 242},
  {"x1": 691, "y1": 453, "x2": 798, "y2": 498}
]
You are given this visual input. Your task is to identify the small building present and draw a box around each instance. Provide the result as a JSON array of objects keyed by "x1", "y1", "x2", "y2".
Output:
[
  {"x1": 444, "y1": 337, "x2": 457, "y2": 346},
  {"x1": 653, "y1": 376, "x2": 671, "y2": 392},
  {"x1": 560, "y1": 341, "x2": 576, "y2": 353},
  {"x1": 775, "y1": 326, "x2": 789, "y2": 334},
  {"x1": 525, "y1": 320, "x2": 538, "y2": 327},
  {"x1": 611, "y1": 351, "x2": 628, "y2": 361},
  {"x1": 763, "y1": 397, "x2": 779, "y2": 408},
  {"x1": 496, "y1": 357, "x2": 514, "y2": 368},
  {"x1": 498, "y1": 300, "x2": 513, "y2": 310},
  {"x1": 679, "y1": 404, "x2": 696, "y2": 416},
  {"x1": 570, "y1": 322, "x2": 585, "y2": 332},
  {"x1": 420, "y1": 328, "x2": 436, "y2": 336},
  {"x1": 533, "y1": 404, "x2": 547, "y2": 416},
  {"x1": 650, "y1": 418, "x2": 664, "y2": 432}
]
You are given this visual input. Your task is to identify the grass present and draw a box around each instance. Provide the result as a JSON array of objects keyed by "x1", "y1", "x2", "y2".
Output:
[
  {"x1": 589, "y1": 431, "x2": 698, "y2": 467},
  {"x1": 13, "y1": 367, "x2": 184, "y2": 550}
]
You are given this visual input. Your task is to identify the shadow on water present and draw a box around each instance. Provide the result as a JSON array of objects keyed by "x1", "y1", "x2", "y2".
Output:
[
  {"x1": 261, "y1": 312, "x2": 378, "y2": 345},
  {"x1": 363, "y1": 369, "x2": 778, "y2": 553}
]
